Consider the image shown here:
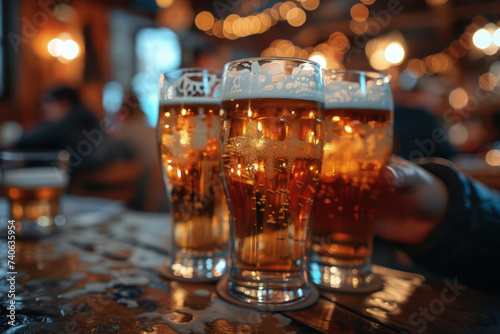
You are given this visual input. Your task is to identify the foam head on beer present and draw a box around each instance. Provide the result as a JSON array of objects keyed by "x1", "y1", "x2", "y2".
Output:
[
  {"x1": 221, "y1": 58, "x2": 323, "y2": 102},
  {"x1": 324, "y1": 74, "x2": 393, "y2": 111},
  {"x1": 159, "y1": 69, "x2": 221, "y2": 102},
  {"x1": 3, "y1": 167, "x2": 69, "y2": 189},
  {"x1": 221, "y1": 58, "x2": 325, "y2": 180}
]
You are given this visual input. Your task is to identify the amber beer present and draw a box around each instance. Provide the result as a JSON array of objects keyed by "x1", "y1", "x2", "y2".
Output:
[
  {"x1": 4, "y1": 167, "x2": 68, "y2": 235},
  {"x1": 222, "y1": 97, "x2": 323, "y2": 287},
  {"x1": 158, "y1": 101, "x2": 229, "y2": 261},
  {"x1": 220, "y1": 58, "x2": 323, "y2": 309},
  {"x1": 311, "y1": 108, "x2": 392, "y2": 267}
]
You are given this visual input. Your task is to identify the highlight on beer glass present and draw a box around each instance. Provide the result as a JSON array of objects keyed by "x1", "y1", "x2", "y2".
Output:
[
  {"x1": 308, "y1": 69, "x2": 393, "y2": 293},
  {"x1": 158, "y1": 68, "x2": 229, "y2": 282},
  {"x1": 1, "y1": 150, "x2": 69, "y2": 237},
  {"x1": 218, "y1": 57, "x2": 324, "y2": 310}
]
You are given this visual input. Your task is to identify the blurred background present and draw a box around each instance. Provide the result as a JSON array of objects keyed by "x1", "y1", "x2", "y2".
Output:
[{"x1": 0, "y1": 0, "x2": 499, "y2": 210}]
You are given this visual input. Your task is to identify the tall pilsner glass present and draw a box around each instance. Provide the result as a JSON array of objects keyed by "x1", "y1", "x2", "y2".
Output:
[
  {"x1": 218, "y1": 58, "x2": 324, "y2": 310},
  {"x1": 308, "y1": 70, "x2": 393, "y2": 293},
  {"x1": 158, "y1": 69, "x2": 229, "y2": 282}
]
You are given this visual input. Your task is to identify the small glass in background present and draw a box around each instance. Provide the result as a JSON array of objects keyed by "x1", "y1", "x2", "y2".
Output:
[{"x1": 1, "y1": 150, "x2": 69, "y2": 237}]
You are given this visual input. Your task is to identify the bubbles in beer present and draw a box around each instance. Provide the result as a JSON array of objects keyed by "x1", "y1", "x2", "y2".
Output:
[
  {"x1": 158, "y1": 102, "x2": 229, "y2": 254},
  {"x1": 312, "y1": 108, "x2": 392, "y2": 268},
  {"x1": 222, "y1": 98, "x2": 322, "y2": 271},
  {"x1": 226, "y1": 119, "x2": 322, "y2": 180}
]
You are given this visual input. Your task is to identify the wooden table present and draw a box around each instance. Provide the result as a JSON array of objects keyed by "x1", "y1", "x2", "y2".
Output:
[{"x1": 1, "y1": 196, "x2": 499, "y2": 333}]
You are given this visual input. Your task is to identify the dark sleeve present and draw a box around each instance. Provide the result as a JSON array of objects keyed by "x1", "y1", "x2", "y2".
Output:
[
  {"x1": 14, "y1": 121, "x2": 69, "y2": 150},
  {"x1": 14, "y1": 106, "x2": 99, "y2": 150},
  {"x1": 403, "y1": 160, "x2": 500, "y2": 290},
  {"x1": 394, "y1": 106, "x2": 456, "y2": 160}
]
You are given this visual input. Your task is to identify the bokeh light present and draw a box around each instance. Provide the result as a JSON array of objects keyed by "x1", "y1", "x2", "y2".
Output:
[
  {"x1": 329, "y1": 32, "x2": 350, "y2": 53},
  {"x1": 279, "y1": 1, "x2": 296, "y2": 20},
  {"x1": 493, "y1": 28, "x2": 500, "y2": 47},
  {"x1": 370, "y1": 49, "x2": 391, "y2": 70},
  {"x1": 485, "y1": 149, "x2": 500, "y2": 166},
  {"x1": 48, "y1": 36, "x2": 80, "y2": 61},
  {"x1": 53, "y1": 3, "x2": 76, "y2": 22},
  {"x1": 406, "y1": 59, "x2": 426, "y2": 77},
  {"x1": 472, "y1": 28, "x2": 492, "y2": 49},
  {"x1": 287, "y1": 7, "x2": 306, "y2": 27},
  {"x1": 61, "y1": 40, "x2": 80, "y2": 60},
  {"x1": 195, "y1": 11, "x2": 215, "y2": 31},
  {"x1": 309, "y1": 53, "x2": 327, "y2": 68},
  {"x1": 156, "y1": 0, "x2": 174, "y2": 8},
  {"x1": 489, "y1": 61, "x2": 500, "y2": 80},
  {"x1": 448, "y1": 87, "x2": 468, "y2": 109},
  {"x1": 479, "y1": 72, "x2": 498, "y2": 91},
  {"x1": 102, "y1": 81, "x2": 124, "y2": 114},
  {"x1": 301, "y1": 0, "x2": 320, "y2": 11},
  {"x1": 47, "y1": 38, "x2": 63, "y2": 57},
  {"x1": 350, "y1": 4, "x2": 369, "y2": 22},
  {"x1": 385, "y1": 42, "x2": 405, "y2": 64},
  {"x1": 448, "y1": 123, "x2": 468, "y2": 146}
]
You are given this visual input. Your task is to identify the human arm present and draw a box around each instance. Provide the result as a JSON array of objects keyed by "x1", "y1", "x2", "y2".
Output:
[{"x1": 376, "y1": 156, "x2": 500, "y2": 289}]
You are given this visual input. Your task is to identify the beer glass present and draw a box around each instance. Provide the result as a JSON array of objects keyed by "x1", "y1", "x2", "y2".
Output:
[
  {"x1": 218, "y1": 58, "x2": 324, "y2": 310},
  {"x1": 158, "y1": 68, "x2": 229, "y2": 282},
  {"x1": 1, "y1": 150, "x2": 69, "y2": 237},
  {"x1": 308, "y1": 70, "x2": 393, "y2": 293}
]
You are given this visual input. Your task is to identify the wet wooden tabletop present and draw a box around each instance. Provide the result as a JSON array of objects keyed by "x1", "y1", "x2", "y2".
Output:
[{"x1": 1, "y1": 196, "x2": 499, "y2": 334}]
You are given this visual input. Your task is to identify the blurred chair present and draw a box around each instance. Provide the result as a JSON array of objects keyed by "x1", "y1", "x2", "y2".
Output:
[
  {"x1": 70, "y1": 158, "x2": 143, "y2": 207},
  {"x1": 108, "y1": 91, "x2": 169, "y2": 212}
]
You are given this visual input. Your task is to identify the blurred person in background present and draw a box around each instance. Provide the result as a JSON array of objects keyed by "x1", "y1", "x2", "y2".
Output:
[
  {"x1": 15, "y1": 86, "x2": 101, "y2": 152},
  {"x1": 110, "y1": 91, "x2": 169, "y2": 212},
  {"x1": 13, "y1": 86, "x2": 132, "y2": 172},
  {"x1": 10, "y1": 86, "x2": 149, "y2": 208}
]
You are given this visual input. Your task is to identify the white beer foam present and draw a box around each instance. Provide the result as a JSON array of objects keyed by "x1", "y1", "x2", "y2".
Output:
[
  {"x1": 160, "y1": 97, "x2": 220, "y2": 105},
  {"x1": 221, "y1": 60, "x2": 323, "y2": 102},
  {"x1": 4, "y1": 167, "x2": 69, "y2": 188},
  {"x1": 324, "y1": 80, "x2": 392, "y2": 110}
]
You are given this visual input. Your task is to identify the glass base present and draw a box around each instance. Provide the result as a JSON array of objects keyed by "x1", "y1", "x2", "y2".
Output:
[
  {"x1": 13, "y1": 214, "x2": 66, "y2": 238},
  {"x1": 217, "y1": 274, "x2": 319, "y2": 311},
  {"x1": 308, "y1": 261, "x2": 383, "y2": 293},
  {"x1": 227, "y1": 268, "x2": 313, "y2": 307},
  {"x1": 165, "y1": 251, "x2": 227, "y2": 282}
]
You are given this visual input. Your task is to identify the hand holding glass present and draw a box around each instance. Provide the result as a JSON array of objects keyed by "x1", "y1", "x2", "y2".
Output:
[{"x1": 308, "y1": 70, "x2": 393, "y2": 292}]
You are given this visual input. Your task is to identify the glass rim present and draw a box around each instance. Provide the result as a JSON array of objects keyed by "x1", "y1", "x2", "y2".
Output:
[
  {"x1": 161, "y1": 68, "x2": 223, "y2": 77},
  {"x1": 0, "y1": 149, "x2": 69, "y2": 161},
  {"x1": 323, "y1": 68, "x2": 391, "y2": 81},
  {"x1": 224, "y1": 56, "x2": 322, "y2": 68}
]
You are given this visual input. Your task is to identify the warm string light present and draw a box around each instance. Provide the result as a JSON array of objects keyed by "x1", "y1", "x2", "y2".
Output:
[
  {"x1": 194, "y1": 0, "x2": 320, "y2": 39},
  {"x1": 47, "y1": 33, "x2": 80, "y2": 62},
  {"x1": 472, "y1": 23, "x2": 500, "y2": 50},
  {"x1": 261, "y1": 32, "x2": 347, "y2": 69},
  {"x1": 404, "y1": 19, "x2": 500, "y2": 80}
]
